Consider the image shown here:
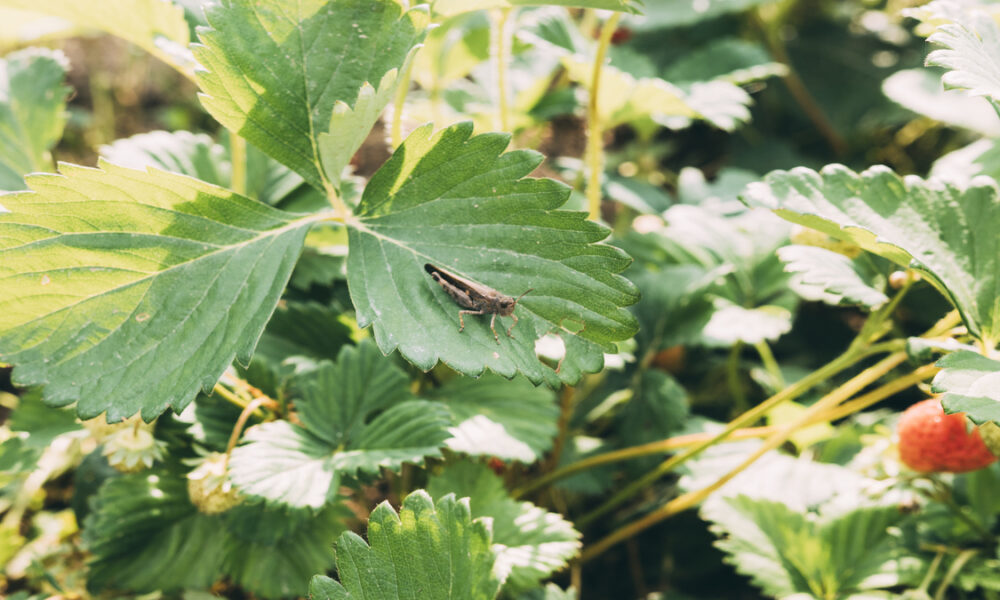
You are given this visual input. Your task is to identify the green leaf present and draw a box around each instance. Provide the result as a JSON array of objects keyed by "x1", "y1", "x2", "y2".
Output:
[
  {"x1": 743, "y1": 164, "x2": 1000, "y2": 347},
  {"x1": 663, "y1": 38, "x2": 786, "y2": 85},
  {"x1": 703, "y1": 302, "x2": 792, "y2": 346},
  {"x1": 933, "y1": 350, "x2": 1000, "y2": 423},
  {"x1": 931, "y1": 139, "x2": 1000, "y2": 185},
  {"x1": 346, "y1": 122, "x2": 638, "y2": 386},
  {"x1": 705, "y1": 496, "x2": 917, "y2": 599},
  {"x1": 0, "y1": 47, "x2": 70, "y2": 191},
  {"x1": 309, "y1": 491, "x2": 501, "y2": 600},
  {"x1": 229, "y1": 341, "x2": 452, "y2": 509},
  {"x1": 619, "y1": 370, "x2": 689, "y2": 447},
  {"x1": 778, "y1": 245, "x2": 889, "y2": 308},
  {"x1": 84, "y1": 468, "x2": 346, "y2": 597},
  {"x1": 515, "y1": 584, "x2": 578, "y2": 600},
  {"x1": 194, "y1": 0, "x2": 429, "y2": 191},
  {"x1": 428, "y1": 375, "x2": 558, "y2": 462},
  {"x1": 624, "y1": 0, "x2": 769, "y2": 30},
  {"x1": 883, "y1": 68, "x2": 1000, "y2": 137},
  {"x1": 0, "y1": 161, "x2": 316, "y2": 421},
  {"x1": 8, "y1": 389, "x2": 80, "y2": 447},
  {"x1": 432, "y1": 0, "x2": 642, "y2": 18},
  {"x1": 907, "y1": 1, "x2": 1000, "y2": 109},
  {"x1": 1, "y1": 0, "x2": 193, "y2": 73},
  {"x1": 428, "y1": 461, "x2": 581, "y2": 591},
  {"x1": 100, "y1": 130, "x2": 310, "y2": 207}
]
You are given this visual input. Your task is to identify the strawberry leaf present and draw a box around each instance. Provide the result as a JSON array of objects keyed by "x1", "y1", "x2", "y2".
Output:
[
  {"x1": 744, "y1": 164, "x2": 1000, "y2": 348},
  {"x1": 309, "y1": 491, "x2": 501, "y2": 600},
  {"x1": 346, "y1": 122, "x2": 639, "y2": 386},
  {"x1": 934, "y1": 351, "x2": 1000, "y2": 423},
  {"x1": 194, "y1": 0, "x2": 429, "y2": 191},
  {"x1": 228, "y1": 341, "x2": 452, "y2": 509},
  {"x1": 427, "y1": 461, "x2": 581, "y2": 591},
  {"x1": 0, "y1": 162, "x2": 318, "y2": 421},
  {"x1": 0, "y1": 48, "x2": 70, "y2": 191}
]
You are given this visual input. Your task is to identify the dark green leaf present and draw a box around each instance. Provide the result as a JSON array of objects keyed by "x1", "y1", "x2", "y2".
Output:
[
  {"x1": 309, "y1": 491, "x2": 501, "y2": 600},
  {"x1": 428, "y1": 375, "x2": 559, "y2": 462},
  {"x1": 428, "y1": 461, "x2": 581, "y2": 590},
  {"x1": 195, "y1": 0, "x2": 429, "y2": 191},
  {"x1": 347, "y1": 122, "x2": 638, "y2": 386},
  {"x1": 229, "y1": 341, "x2": 451, "y2": 508}
]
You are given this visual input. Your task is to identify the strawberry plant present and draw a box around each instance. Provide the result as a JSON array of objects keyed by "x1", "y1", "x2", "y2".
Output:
[{"x1": 6, "y1": 0, "x2": 1000, "y2": 599}]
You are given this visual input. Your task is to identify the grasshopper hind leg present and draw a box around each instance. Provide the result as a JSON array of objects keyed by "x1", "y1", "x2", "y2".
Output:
[
  {"x1": 458, "y1": 309, "x2": 485, "y2": 333},
  {"x1": 505, "y1": 313, "x2": 518, "y2": 339}
]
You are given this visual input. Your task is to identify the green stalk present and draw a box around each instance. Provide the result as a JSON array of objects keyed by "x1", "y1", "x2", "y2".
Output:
[
  {"x1": 585, "y1": 12, "x2": 620, "y2": 221},
  {"x1": 493, "y1": 8, "x2": 514, "y2": 132},
  {"x1": 755, "y1": 340, "x2": 785, "y2": 389},
  {"x1": 391, "y1": 57, "x2": 415, "y2": 149},
  {"x1": 573, "y1": 341, "x2": 894, "y2": 527},
  {"x1": 581, "y1": 352, "x2": 908, "y2": 560}
]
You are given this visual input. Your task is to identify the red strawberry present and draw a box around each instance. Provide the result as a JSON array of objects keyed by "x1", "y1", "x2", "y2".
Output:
[{"x1": 897, "y1": 398, "x2": 997, "y2": 473}]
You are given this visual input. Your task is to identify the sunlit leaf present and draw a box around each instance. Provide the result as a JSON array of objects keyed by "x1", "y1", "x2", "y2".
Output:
[
  {"x1": 194, "y1": 0, "x2": 429, "y2": 191},
  {"x1": 934, "y1": 350, "x2": 1000, "y2": 423},
  {"x1": 744, "y1": 164, "x2": 1000, "y2": 347},
  {"x1": 778, "y1": 245, "x2": 889, "y2": 308},
  {"x1": 0, "y1": 47, "x2": 70, "y2": 191},
  {"x1": 0, "y1": 162, "x2": 317, "y2": 421}
]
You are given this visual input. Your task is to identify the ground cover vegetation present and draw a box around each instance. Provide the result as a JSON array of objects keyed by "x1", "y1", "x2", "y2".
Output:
[{"x1": 4, "y1": 0, "x2": 1000, "y2": 598}]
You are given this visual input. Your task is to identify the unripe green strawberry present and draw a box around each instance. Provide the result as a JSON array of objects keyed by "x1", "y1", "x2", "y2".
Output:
[
  {"x1": 187, "y1": 452, "x2": 243, "y2": 515},
  {"x1": 897, "y1": 398, "x2": 996, "y2": 473}
]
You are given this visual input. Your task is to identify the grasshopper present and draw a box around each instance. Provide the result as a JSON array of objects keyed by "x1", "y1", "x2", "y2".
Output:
[{"x1": 424, "y1": 263, "x2": 532, "y2": 343}]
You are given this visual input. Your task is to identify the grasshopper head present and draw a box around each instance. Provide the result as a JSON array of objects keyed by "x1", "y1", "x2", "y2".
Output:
[{"x1": 500, "y1": 288, "x2": 533, "y2": 316}]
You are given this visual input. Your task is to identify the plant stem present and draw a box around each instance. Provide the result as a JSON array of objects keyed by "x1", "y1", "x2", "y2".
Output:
[
  {"x1": 229, "y1": 132, "x2": 247, "y2": 196},
  {"x1": 493, "y1": 7, "x2": 514, "y2": 133},
  {"x1": 580, "y1": 352, "x2": 908, "y2": 561},
  {"x1": 224, "y1": 396, "x2": 270, "y2": 469},
  {"x1": 754, "y1": 9, "x2": 846, "y2": 156},
  {"x1": 754, "y1": 340, "x2": 785, "y2": 389},
  {"x1": 585, "y1": 12, "x2": 620, "y2": 221},
  {"x1": 544, "y1": 386, "x2": 576, "y2": 474},
  {"x1": 514, "y1": 355, "x2": 935, "y2": 500},
  {"x1": 391, "y1": 57, "x2": 415, "y2": 149},
  {"x1": 934, "y1": 549, "x2": 978, "y2": 600},
  {"x1": 727, "y1": 342, "x2": 747, "y2": 415},
  {"x1": 572, "y1": 341, "x2": 895, "y2": 526}
]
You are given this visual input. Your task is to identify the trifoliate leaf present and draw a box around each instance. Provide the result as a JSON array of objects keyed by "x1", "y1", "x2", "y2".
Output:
[
  {"x1": 0, "y1": 161, "x2": 318, "y2": 421},
  {"x1": 1, "y1": 0, "x2": 193, "y2": 73},
  {"x1": 778, "y1": 245, "x2": 889, "y2": 308},
  {"x1": 743, "y1": 164, "x2": 1000, "y2": 347},
  {"x1": 100, "y1": 130, "x2": 310, "y2": 207},
  {"x1": 309, "y1": 491, "x2": 501, "y2": 600},
  {"x1": 428, "y1": 375, "x2": 559, "y2": 462},
  {"x1": 705, "y1": 496, "x2": 918, "y2": 599},
  {"x1": 194, "y1": 0, "x2": 429, "y2": 192},
  {"x1": 428, "y1": 461, "x2": 581, "y2": 591},
  {"x1": 229, "y1": 341, "x2": 452, "y2": 509},
  {"x1": 933, "y1": 350, "x2": 1000, "y2": 423},
  {"x1": 907, "y1": 1, "x2": 1000, "y2": 109},
  {"x1": 432, "y1": 0, "x2": 642, "y2": 18},
  {"x1": 0, "y1": 48, "x2": 70, "y2": 191},
  {"x1": 346, "y1": 122, "x2": 638, "y2": 386},
  {"x1": 84, "y1": 468, "x2": 345, "y2": 597}
]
